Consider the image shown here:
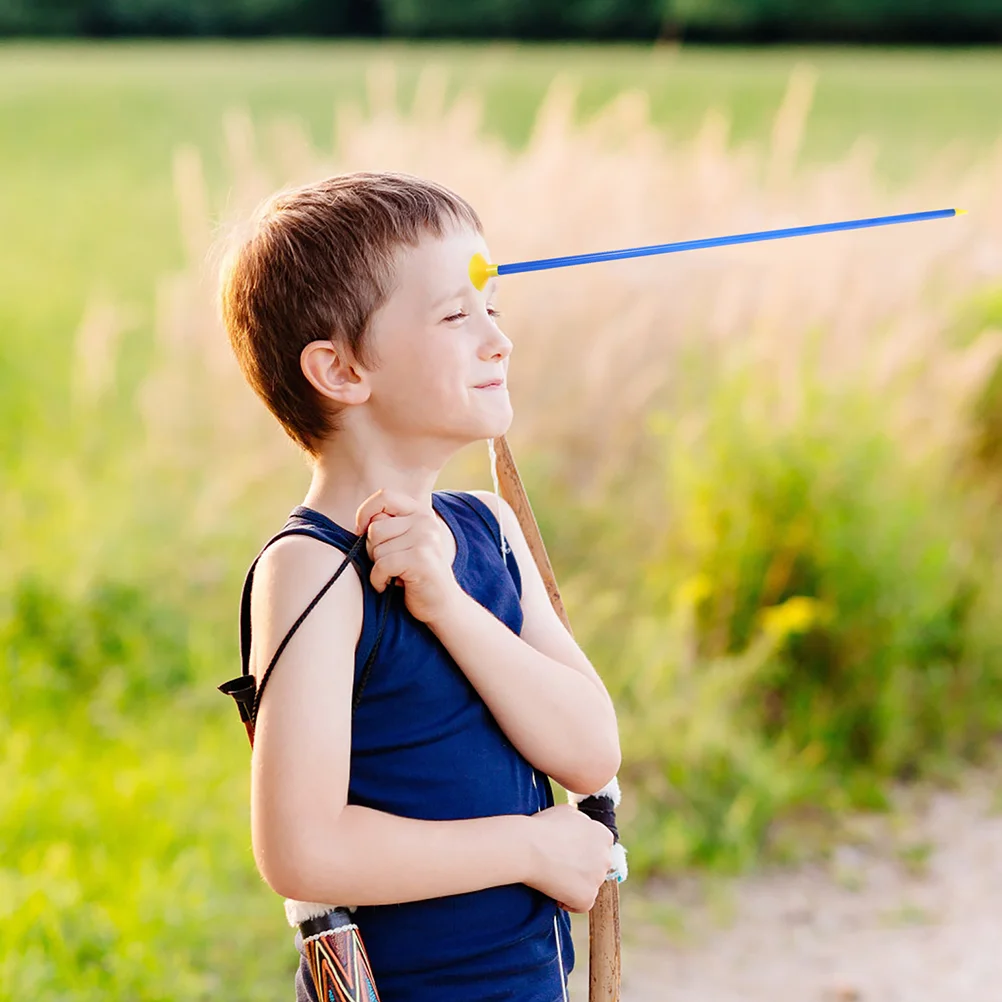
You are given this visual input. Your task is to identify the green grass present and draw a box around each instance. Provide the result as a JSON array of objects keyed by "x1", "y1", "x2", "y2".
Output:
[
  {"x1": 1, "y1": 701, "x2": 292, "y2": 999},
  {"x1": 4, "y1": 41, "x2": 1002, "y2": 999}
]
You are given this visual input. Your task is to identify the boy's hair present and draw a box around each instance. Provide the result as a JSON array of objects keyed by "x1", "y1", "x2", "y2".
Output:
[{"x1": 219, "y1": 171, "x2": 482, "y2": 456}]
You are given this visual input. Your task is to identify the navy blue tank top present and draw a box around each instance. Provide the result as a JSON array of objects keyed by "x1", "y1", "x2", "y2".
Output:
[{"x1": 257, "y1": 490, "x2": 574, "y2": 1002}]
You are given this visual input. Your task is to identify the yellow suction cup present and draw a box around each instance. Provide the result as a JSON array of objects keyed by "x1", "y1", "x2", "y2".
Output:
[
  {"x1": 955, "y1": 208, "x2": 968, "y2": 215},
  {"x1": 469, "y1": 253, "x2": 498, "y2": 291}
]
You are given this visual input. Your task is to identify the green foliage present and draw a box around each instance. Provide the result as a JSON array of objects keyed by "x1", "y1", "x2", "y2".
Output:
[
  {"x1": 657, "y1": 388, "x2": 991, "y2": 778},
  {"x1": 0, "y1": 0, "x2": 374, "y2": 35},
  {"x1": 2, "y1": 576, "x2": 193, "y2": 717},
  {"x1": 666, "y1": 0, "x2": 1002, "y2": 37},
  {"x1": 2, "y1": 0, "x2": 1002, "y2": 38},
  {"x1": 0, "y1": 704, "x2": 292, "y2": 1000},
  {"x1": 381, "y1": 0, "x2": 666, "y2": 39},
  {"x1": 550, "y1": 367, "x2": 1002, "y2": 873}
]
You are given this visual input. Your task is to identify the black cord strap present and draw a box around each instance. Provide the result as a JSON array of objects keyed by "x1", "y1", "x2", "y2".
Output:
[{"x1": 220, "y1": 527, "x2": 395, "y2": 745}]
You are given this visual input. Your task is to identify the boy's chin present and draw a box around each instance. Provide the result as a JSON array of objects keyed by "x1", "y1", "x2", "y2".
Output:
[
  {"x1": 452, "y1": 419, "x2": 512, "y2": 448},
  {"x1": 439, "y1": 403, "x2": 513, "y2": 447},
  {"x1": 453, "y1": 403, "x2": 512, "y2": 443},
  {"x1": 478, "y1": 410, "x2": 514, "y2": 442}
]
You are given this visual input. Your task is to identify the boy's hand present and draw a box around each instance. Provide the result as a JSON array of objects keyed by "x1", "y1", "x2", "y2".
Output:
[
  {"x1": 524, "y1": 804, "x2": 614, "y2": 913},
  {"x1": 355, "y1": 490, "x2": 464, "y2": 625}
]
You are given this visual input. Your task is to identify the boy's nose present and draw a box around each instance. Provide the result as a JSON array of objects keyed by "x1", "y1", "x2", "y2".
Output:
[{"x1": 480, "y1": 325, "x2": 513, "y2": 362}]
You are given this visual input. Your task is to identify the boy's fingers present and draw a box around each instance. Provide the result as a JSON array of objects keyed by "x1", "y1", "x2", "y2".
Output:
[
  {"x1": 355, "y1": 489, "x2": 421, "y2": 534},
  {"x1": 365, "y1": 513, "x2": 411, "y2": 547},
  {"x1": 370, "y1": 550, "x2": 413, "y2": 592},
  {"x1": 368, "y1": 533, "x2": 417, "y2": 562}
]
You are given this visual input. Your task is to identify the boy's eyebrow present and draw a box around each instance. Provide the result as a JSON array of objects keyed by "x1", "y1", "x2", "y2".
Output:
[{"x1": 432, "y1": 277, "x2": 498, "y2": 309}]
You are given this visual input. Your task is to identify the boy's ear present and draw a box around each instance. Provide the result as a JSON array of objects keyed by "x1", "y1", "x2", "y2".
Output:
[{"x1": 300, "y1": 339, "x2": 371, "y2": 406}]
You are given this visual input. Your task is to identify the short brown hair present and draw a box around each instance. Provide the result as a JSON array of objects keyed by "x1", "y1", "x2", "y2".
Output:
[{"x1": 219, "y1": 171, "x2": 482, "y2": 456}]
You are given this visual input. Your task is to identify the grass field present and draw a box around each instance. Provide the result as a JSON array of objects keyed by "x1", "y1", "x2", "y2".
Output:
[{"x1": 3, "y1": 42, "x2": 1002, "y2": 1000}]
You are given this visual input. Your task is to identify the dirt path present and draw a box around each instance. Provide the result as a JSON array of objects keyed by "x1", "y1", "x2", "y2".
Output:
[{"x1": 565, "y1": 769, "x2": 1002, "y2": 1001}]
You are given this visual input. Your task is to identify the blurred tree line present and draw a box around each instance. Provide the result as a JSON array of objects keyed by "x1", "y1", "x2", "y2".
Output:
[{"x1": 2, "y1": 0, "x2": 1001, "y2": 42}]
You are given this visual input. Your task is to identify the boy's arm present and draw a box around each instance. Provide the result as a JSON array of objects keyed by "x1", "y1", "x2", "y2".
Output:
[
  {"x1": 424, "y1": 491, "x2": 621, "y2": 796},
  {"x1": 248, "y1": 535, "x2": 532, "y2": 904}
]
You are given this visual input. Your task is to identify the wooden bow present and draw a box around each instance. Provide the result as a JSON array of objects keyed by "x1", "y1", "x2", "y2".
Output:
[{"x1": 491, "y1": 434, "x2": 622, "y2": 1002}]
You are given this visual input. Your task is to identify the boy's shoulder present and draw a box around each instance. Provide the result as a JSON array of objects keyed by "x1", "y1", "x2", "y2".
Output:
[
  {"x1": 462, "y1": 489, "x2": 512, "y2": 522},
  {"x1": 254, "y1": 528, "x2": 363, "y2": 595},
  {"x1": 465, "y1": 489, "x2": 497, "y2": 509},
  {"x1": 454, "y1": 490, "x2": 519, "y2": 550},
  {"x1": 249, "y1": 532, "x2": 364, "y2": 669}
]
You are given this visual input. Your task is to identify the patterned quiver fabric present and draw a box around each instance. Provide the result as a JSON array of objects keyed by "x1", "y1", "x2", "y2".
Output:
[{"x1": 298, "y1": 909, "x2": 381, "y2": 1002}]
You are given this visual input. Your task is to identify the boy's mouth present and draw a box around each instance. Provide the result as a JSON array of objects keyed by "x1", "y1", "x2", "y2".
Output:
[{"x1": 474, "y1": 379, "x2": 505, "y2": 389}]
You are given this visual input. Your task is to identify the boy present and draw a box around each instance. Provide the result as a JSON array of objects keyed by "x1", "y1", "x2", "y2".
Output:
[{"x1": 219, "y1": 171, "x2": 621, "y2": 1001}]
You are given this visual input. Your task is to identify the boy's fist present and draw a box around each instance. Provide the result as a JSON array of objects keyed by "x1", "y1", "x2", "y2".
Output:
[
  {"x1": 524, "y1": 804, "x2": 614, "y2": 913},
  {"x1": 355, "y1": 490, "x2": 463, "y2": 625}
]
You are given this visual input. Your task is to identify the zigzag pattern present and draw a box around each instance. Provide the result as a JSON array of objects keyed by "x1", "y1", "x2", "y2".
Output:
[{"x1": 304, "y1": 926, "x2": 381, "y2": 1002}]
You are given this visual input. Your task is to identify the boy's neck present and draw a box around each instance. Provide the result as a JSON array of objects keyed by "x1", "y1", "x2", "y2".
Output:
[{"x1": 302, "y1": 431, "x2": 458, "y2": 533}]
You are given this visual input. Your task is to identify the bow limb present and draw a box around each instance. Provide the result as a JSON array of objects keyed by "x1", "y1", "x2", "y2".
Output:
[{"x1": 491, "y1": 434, "x2": 622, "y2": 1002}]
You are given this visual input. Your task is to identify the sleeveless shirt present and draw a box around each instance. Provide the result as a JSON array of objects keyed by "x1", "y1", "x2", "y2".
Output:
[{"x1": 259, "y1": 489, "x2": 575, "y2": 1002}]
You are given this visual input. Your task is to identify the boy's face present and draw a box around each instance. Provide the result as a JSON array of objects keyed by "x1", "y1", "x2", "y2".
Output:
[{"x1": 363, "y1": 224, "x2": 513, "y2": 447}]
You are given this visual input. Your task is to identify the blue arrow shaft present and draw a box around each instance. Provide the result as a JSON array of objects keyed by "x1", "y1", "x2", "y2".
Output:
[{"x1": 496, "y1": 208, "x2": 960, "y2": 278}]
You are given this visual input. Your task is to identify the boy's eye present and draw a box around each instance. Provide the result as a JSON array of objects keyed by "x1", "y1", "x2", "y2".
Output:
[{"x1": 442, "y1": 307, "x2": 501, "y2": 323}]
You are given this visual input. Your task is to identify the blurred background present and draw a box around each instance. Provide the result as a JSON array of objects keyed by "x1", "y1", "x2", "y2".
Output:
[{"x1": 3, "y1": 3, "x2": 1002, "y2": 1000}]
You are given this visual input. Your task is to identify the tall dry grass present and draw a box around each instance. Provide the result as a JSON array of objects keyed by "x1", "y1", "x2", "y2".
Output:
[
  {"x1": 140, "y1": 60, "x2": 1002, "y2": 499},
  {"x1": 121, "y1": 60, "x2": 1002, "y2": 872}
]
